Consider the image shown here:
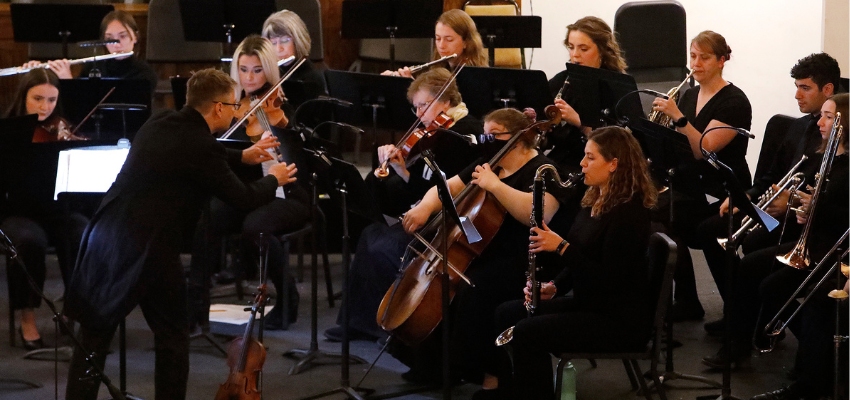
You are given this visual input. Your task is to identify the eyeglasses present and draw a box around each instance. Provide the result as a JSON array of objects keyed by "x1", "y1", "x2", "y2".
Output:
[
  {"x1": 269, "y1": 36, "x2": 292, "y2": 46},
  {"x1": 410, "y1": 99, "x2": 435, "y2": 115},
  {"x1": 214, "y1": 101, "x2": 242, "y2": 110}
]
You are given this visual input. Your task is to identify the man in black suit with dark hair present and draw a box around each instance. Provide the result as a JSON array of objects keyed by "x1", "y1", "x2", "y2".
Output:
[{"x1": 63, "y1": 68, "x2": 299, "y2": 400}]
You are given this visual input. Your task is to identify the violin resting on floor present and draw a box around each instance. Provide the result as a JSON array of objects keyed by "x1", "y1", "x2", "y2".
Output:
[{"x1": 214, "y1": 284, "x2": 268, "y2": 400}]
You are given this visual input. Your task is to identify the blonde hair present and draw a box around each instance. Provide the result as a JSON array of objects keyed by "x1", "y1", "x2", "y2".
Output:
[
  {"x1": 566, "y1": 16, "x2": 627, "y2": 73},
  {"x1": 431, "y1": 9, "x2": 488, "y2": 67},
  {"x1": 407, "y1": 68, "x2": 462, "y2": 107},
  {"x1": 230, "y1": 35, "x2": 280, "y2": 96},
  {"x1": 262, "y1": 10, "x2": 312, "y2": 60}
]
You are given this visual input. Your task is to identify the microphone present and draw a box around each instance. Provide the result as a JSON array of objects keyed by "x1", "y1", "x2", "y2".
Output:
[
  {"x1": 704, "y1": 125, "x2": 755, "y2": 139},
  {"x1": 432, "y1": 128, "x2": 476, "y2": 145},
  {"x1": 316, "y1": 96, "x2": 353, "y2": 108}
]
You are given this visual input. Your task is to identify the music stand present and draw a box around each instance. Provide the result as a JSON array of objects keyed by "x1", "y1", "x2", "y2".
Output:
[
  {"x1": 341, "y1": 0, "x2": 442, "y2": 70},
  {"x1": 469, "y1": 16, "x2": 542, "y2": 68},
  {"x1": 324, "y1": 70, "x2": 417, "y2": 165},
  {"x1": 59, "y1": 78, "x2": 152, "y2": 141},
  {"x1": 557, "y1": 62, "x2": 642, "y2": 128},
  {"x1": 9, "y1": 4, "x2": 113, "y2": 59},
  {"x1": 455, "y1": 66, "x2": 551, "y2": 119},
  {"x1": 178, "y1": 0, "x2": 277, "y2": 60}
]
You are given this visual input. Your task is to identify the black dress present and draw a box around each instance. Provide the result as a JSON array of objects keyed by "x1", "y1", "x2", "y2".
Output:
[
  {"x1": 493, "y1": 196, "x2": 653, "y2": 399},
  {"x1": 79, "y1": 56, "x2": 158, "y2": 96},
  {"x1": 336, "y1": 115, "x2": 482, "y2": 339}
]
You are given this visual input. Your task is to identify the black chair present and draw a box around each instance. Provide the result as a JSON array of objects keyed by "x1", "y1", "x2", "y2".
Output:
[
  {"x1": 614, "y1": 1, "x2": 688, "y2": 84},
  {"x1": 554, "y1": 232, "x2": 677, "y2": 400},
  {"x1": 753, "y1": 114, "x2": 795, "y2": 183}
]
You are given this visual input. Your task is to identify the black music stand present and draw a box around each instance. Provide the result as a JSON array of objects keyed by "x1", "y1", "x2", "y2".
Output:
[
  {"x1": 98, "y1": 103, "x2": 149, "y2": 139},
  {"x1": 59, "y1": 78, "x2": 152, "y2": 141},
  {"x1": 557, "y1": 62, "x2": 643, "y2": 128},
  {"x1": 341, "y1": 0, "x2": 442, "y2": 70},
  {"x1": 455, "y1": 66, "x2": 551, "y2": 119},
  {"x1": 9, "y1": 3, "x2": 113, "y2": 59},
  {"x1": 470, "y1": 16, "x2": 542, "y2": 68},
  {"x1": 324, "y1": 70, "x2": 417, "y2": 166},
  {"x1": 178, "y1": 0, "x2": 277, "y2": 61}
]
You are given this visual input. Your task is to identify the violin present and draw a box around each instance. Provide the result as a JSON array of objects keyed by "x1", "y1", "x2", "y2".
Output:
[
  {"x1": 214, "y1": 283, "x2": 268, "y2": 400},
  {"x1": 376, "y1": 105, "x2": 563, "y2": 345},
  {"x1": 32, "y1": 117, "x2": 87, "y2": 143},
  {"x1": 374, "y1": 112, "x2": 454, "y2": 178},
  {"x1": 237, "y1": 87, "x2": 287, "y2": 142}
]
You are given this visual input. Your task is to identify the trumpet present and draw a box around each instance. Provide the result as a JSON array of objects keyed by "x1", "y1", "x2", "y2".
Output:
[
  {"x1": 647, "y1": 70, "x2": 694, "y2": 127},
  {"x1": 409, "y1": 54, "x2": 457, "y2": 74},
  {"x1": 777, "y1": 112, "x2": 844, "y2": 269},
  {"x1": 0, "y1": 51, "x2": 134, "y2": 77},
  {"x1": 717, "y1": 155, "x2": 808, "y2": 250},
  {"x1": 496, "y1": 167, "x2": 582, "y2": 347}
]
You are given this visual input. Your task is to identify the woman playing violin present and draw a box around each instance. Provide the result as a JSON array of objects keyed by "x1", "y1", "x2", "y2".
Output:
[
  {"x1": 478, "y1": 126, "x2": 656, "y2": 400},
  {"x1": 383, "y1": 9, "x2": 488, "y2": 78},
  {"x1": 397, "y1": 108, "x2": 574, "y2": 385},
  {"x1": 262, "y1": 10, "x2": 328, "y2": 108},
  {"x1": 189, "y1": 35, "x2": 309, "y2": 331},
  {"x1": 1, "y1": 68, "x2": 89, "y2": 350},
  {"x1": 22, "y1": 11, "x2": 157, "y2": 95},
  {"x1": 322, "y1": 67, "x2": 481, "y2": 343}
]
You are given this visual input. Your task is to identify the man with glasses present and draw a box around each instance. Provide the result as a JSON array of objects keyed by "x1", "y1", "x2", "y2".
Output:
[{"x1": 63, "y1": 69, "x2": 298, "y2": 400}]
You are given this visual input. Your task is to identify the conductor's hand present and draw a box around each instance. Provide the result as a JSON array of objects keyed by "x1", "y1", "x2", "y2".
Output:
[
  {"x1": 554, "y1": 98, "x2": 581, "y2": 128},
  {"x1": 471, "y1": 163, "x2": 501, "y2": 192},
  {"x1": 524, "y1": 280, "x2": 557, "y2": 304},
  {"x1": 269, "y1": 162, "x2": 297, "y2": 187},
  {"x1": 402, "y1": 204, "x2": 431, "y2": 233},
  {"x1": 242, "y1": 134, "x2": 280, "y2": 164},
  {"x1": 529, "y1": 220, "x2": 565, "y2": 254},
  {"x1": 652, "y1": 97, "x2": 684, "y2": 122}
]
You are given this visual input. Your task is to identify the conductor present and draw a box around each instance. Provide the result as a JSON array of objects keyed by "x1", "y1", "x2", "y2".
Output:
[{"x1": 63, "y1": 69, "x2": 298, "y2": 400}]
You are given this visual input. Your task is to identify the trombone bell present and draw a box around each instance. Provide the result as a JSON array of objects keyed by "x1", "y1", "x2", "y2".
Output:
[
  {"x1": 776, "y1": 246, "x2": 810, "y2": 269},
  {"x1": 828, "y1": 289, "x2": 848, "y2": 300},
  {"x1": 495, "y1": 326, "x2": 514, "y2": 346}
]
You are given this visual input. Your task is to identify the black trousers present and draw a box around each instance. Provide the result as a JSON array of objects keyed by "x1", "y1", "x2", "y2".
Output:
[
  {"x1": 492, "y1": 298, "x2": 647, "y2": 400},
  {"x1": 794, "y1": 289, "x2": 847, "y2": 396},
  {"x1": 66, "y1": 258, "x2": 189, "y2": 400},
  {"x1": 1, "y1": 214, "x2": 87, "y2": 310}
]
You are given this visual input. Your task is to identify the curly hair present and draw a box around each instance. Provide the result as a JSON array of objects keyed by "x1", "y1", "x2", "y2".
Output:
[
  {"x1": 483, "y1": 108, "x2": 536, "y2": 149},
  {"x1": 406, "y1": 68, "x2": 462, "y2": 107},
  {"x1": 790, "y1": 53, "x2": 841, "y2": 92},
  {"x1": 581, "y1": 126, "x2": 656, "y2": 216},
  {"x1": 566, "y1": 16, "x2": 627, "y2": 73},
  {"x1": 432, "y1": 9, "x2": 488, "y2": 67}
]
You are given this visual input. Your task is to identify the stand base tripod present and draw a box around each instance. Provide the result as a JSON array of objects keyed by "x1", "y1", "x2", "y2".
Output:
[
  {"x1": 284, "y1": 346, "x2": 366, "y2": 376},
  {"x1": 189, "y1": 326, "x2": 227, "y2": 356}
]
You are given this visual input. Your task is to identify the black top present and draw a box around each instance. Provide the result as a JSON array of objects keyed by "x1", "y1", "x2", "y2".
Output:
[
  {"x1": 457, "y1": 153, "x2": 572, "y2": 284},
  {"x1": 369, "y1": 114, "x2": 482, "y2": 217},
  {"x1": 747, "y1": 114, "x2": 821, "y2": 198},
  {"x1": 554, "y1": 196, "x2": 652, "y2": 330},
  {"x1": 545, "y1": 71, "x2": 588, "y2": 173},
  {"x1": 677, "y1": 83, "x2": 752, "y2": 197},
  {"x1": 802, "y1": 153, "x2": 848, "y2": 261},
  {"x1": 279, "y1": 58, "x2": 327, "y2": 108},
  {"x1": 64, "y1": 107, "x2": 278, "y2": 330},
  {"x1": 79, "y1": 56, "x2": 158, "y2": 95}
]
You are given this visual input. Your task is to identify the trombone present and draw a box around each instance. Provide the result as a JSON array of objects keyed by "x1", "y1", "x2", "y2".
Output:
[{"x1": 763, "y1": 230, "x2": 849, "y2": 342}]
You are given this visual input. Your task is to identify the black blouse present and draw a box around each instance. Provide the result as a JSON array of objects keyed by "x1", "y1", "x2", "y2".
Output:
[{"x1": 677, "y1": 83, "x2": 752, "y2": 198}]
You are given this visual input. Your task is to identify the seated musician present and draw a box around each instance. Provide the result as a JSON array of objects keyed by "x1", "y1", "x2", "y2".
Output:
[
  {"x1": 23, "y1": 11, "x2": 157, "y2": 94},
  {"x1": 1, "y1": 68, "x2": 89, "y2": 350},
  {"x1": 382, "y1": 9, "x2": 488, "y2": 77},
  {"x1": 546, "y1": 16, "x2": 628, "y2": 171},
  {"x1": 650, "y1": 30, "x2": 752, "y2": 321},
  {"x1": 693, "y1": 52, "x2": 841, "y2": 335},
  {"x1": 323, "y1": 67, "x2": 481, "y2": 342},
  {"x1": 702, "y1": 93, "x2": 848, "y2": 373},
  {"x1": 262, "y1": 10, "x2": 328, "y2": 108},
  {"x1": 395, "y1": 108, "x2": 574, "y2": 385},
  {"x1": 188, "y1": 35, "x2": 310, "y2": 331},
  {"x1": 476, "y1": 126, "x2": 656, "y2": 400}
]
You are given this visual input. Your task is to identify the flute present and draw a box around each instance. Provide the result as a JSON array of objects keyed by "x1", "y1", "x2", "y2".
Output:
[
  {"x1": 0, "y1": 51, "x2": 134, "y2": 77},
  {"x1": 409, "y1": 54, "x2": 458, "y2": 73}
]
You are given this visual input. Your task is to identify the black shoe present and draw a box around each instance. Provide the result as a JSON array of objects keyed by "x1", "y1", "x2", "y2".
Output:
[
  {"x1": 670, "y1": 301, "x2": 705, "y2": 322},
  {"x1": 323, "y1": 325, "x2": 379, "y2": 343},
  {"x1": 702, "y1": 344, "x2": 750, "y2": 370},
  {"x1": 264, "y1": 306, "x2": 286, "y2": 331},
  {"x1": 750, "y1": 384, "x2": 819, "y2": 400},
  {"x1": 704, "y1": 317, "x2": 725, "y2": 336},
  {"x1": 18, "y1": 328, "x2": 46, "y2": 351}
]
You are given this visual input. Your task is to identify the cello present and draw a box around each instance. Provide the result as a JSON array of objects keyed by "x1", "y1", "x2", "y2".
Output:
[{"x1": 376, "y1": 105, "x2": 563, "y2": 345}]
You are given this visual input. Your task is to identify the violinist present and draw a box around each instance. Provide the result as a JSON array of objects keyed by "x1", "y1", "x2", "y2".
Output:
[
  {"x1": 22, "y1": 11, "x2": 157, "y2": 94},
  {"x1": 382, "y1": 9, "x2": 488, "y2": 78},
  {"x1": 262, "y1": 10, "x2": 328, "y2": 108},
  {"x1": 323, "y1": 67, "x2": 480, "y2": 342},
  {"x1": 545, "y1": 16, "x2": 628, "y2": 171},
  {"x1": 64, "y1": 68, "x2": 296, "y2": 400},
  {"x1": 188, "y1": 35, "x2": 309, "y2": 331},
  {"x1": 481, "y1": 126, "x2": 656, "y2": 400},
  {"x1": 397, "y1": 108, "x2": 573, "y2": 385},
  {"x1": 0, "y1": 68, "x2": 89, "y2": 350}
]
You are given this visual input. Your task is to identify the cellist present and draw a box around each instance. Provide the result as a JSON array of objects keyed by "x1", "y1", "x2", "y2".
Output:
[{"x1": 397, "y1": 108, "x2": 574, "y2": 385}]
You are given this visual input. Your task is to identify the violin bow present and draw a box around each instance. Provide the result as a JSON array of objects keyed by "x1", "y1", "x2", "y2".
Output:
[{"x1": 70, "y1": 87, "x2": 116, "y2": 136}]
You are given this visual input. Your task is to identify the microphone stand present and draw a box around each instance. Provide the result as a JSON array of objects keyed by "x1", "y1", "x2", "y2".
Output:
[{"x1": 0, "y1": 229, "x2": 129, "y2": 400}]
